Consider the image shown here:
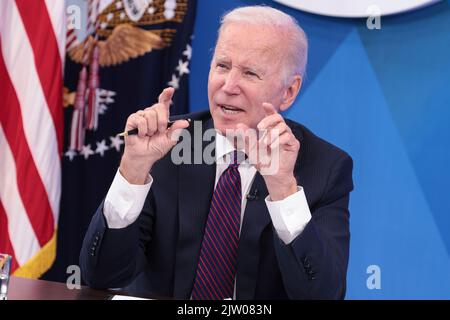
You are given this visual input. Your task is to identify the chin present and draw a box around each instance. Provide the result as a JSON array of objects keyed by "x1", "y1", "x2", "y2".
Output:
[{"x1": 213, "y1": 121, "x2": 238, "y2": 135}]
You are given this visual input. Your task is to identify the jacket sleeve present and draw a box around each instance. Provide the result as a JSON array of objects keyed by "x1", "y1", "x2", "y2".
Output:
[
  {"x1": 273, "y1": 153, "x2": 353, "y2": 299},
  {"x1": 79, "y1": 192, "x2": 155, "y2": 289}
]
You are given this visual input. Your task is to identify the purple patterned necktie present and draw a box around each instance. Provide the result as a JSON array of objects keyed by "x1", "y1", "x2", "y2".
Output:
[{"x1": 191, "y1": 151, "x2": 242, "y2": 300}]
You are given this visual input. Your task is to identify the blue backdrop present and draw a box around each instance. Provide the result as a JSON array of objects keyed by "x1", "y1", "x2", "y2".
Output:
[{"x1": 189, "y1": 0, "x2": 450, "y2": 299}]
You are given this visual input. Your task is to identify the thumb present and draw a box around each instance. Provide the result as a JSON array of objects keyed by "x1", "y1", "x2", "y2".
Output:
[{"x1": 166, "y1": 119, "x2": 190, "y2": 142}]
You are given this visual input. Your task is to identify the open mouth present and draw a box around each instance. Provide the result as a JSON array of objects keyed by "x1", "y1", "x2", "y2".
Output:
[{"x1": 219, "y1": 104, "x2": 244, "y2": 115}]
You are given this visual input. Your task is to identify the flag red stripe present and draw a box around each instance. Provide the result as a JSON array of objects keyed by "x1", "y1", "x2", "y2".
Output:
[
  {"x1": 66, "y1": 36, "x2": 76, "y2": 49},
  {"x1": 0, "y1": 43, "x2": 54, "y2": 246},
  {"x1": 15, "y1": 0, "x2": 63, "y2": 155},
  {"x1": 0, "y1": 201, "x2": 20, "y2": 272}
]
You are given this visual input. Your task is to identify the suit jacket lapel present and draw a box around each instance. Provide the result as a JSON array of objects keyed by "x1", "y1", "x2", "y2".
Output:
[
  {"x1": 235, "y1": 120, "x2": 305, "y2": 299},
  {"x1": 235, "y1": 172, "x2": 271, "y2": 299}
]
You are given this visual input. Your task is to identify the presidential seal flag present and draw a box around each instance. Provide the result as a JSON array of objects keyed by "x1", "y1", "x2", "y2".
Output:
[
  {"x1": 0, "y1": 0, "x2": 65, "y2": 278},
  {"x1": 44, "y1": 0, "x2": 197, "y2": 281}
]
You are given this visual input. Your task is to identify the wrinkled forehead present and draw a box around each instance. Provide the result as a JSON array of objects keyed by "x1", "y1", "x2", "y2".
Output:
[{"x1": 213, "y1": 23, "x2": 283, "y2": 64}]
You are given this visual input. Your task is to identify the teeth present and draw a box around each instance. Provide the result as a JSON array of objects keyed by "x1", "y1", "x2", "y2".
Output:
[{"x1": 221, "y1": 106, "x2": 241, "y2": 114}]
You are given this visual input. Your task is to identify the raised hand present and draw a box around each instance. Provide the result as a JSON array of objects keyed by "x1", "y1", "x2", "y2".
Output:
[
  {"x1": 119, "y1": 87, "x2": 190, "y2": 184},
  {"x1": 237, "y1": 102, "x2": 300, "y2": 200}
]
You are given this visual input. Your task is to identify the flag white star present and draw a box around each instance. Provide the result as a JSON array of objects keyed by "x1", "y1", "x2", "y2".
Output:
[
  {"x1": 80, "y1": 144, "x2": 95, "y2": 160},
  {"x1": 176, "y1": 59, "x2": 190, "y2": 76},
  {"x1": 167, "y1": 74, "x2": 180, "y2": 89},
  {"x1": 95, "y1": 139, "x2": 109, "y2": 157},
  {"x1": 99, "y1": 104, "x2": 108, "y2": 115},
  {"x1": 99, "y1": 89, "x2": 114, "y2": 96},
  {"x1": 110, "y1": 135, "x2": 124, "y2": 152},
  {"x1": 65, "y1": 149, "x2": 77, "y2": 161},
  {"x1": 164, "y1": 9, "x2": 175, "y2": 19},
  {"x1": 183, "y1": 44, "x2": 192, "y2": 60}
]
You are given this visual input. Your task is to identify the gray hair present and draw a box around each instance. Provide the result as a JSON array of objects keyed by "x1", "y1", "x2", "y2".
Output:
[{"x1": 219, "y1": 5, "x2": 308, "y2": 84}]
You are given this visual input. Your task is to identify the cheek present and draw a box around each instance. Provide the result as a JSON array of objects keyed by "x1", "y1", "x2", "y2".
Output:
[
  {"x1": 208, "y1": 74, "x2": 221, "y2": 97},
  {"x1": 242, "y1": 101, "x2": 265, "y2": 128},
  {"x1": 254, "y1": 108, "x2": 268, "y2": 125}
]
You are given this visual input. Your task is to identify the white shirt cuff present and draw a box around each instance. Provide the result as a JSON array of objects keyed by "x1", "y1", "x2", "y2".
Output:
[
  {"x1": 103, "y1": 169, "x2": 152, "y2": 229},
  {"x1": 265, "y1": 186, "x2": 312, "y2": 244}
]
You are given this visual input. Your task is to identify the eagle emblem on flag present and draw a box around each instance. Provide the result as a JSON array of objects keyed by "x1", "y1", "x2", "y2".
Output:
[
  {"x1": 68, "y1": 0, "x2": 188, "y2": 67},
  {"x1": 64, "y1": 0, "x2": 191, "y2": 151}
]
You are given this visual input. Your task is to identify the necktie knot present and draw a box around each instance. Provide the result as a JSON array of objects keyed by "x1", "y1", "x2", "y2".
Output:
[{"x1": 229, "y1": 150, "x2": 244, "y2": 168}]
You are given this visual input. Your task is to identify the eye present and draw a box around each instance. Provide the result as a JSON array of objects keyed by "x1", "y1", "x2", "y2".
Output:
[
  {"x1": 216, "y1": 62, "x2": 229, "y2": 70},
  {"x1": 244, "y1": 70, "x2": 261, "y2": 79}
]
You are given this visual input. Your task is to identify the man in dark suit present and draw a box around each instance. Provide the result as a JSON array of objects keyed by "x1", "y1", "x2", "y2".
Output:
[{"x1": 80, "y1": 6, "x2": 353, "y2": 299}]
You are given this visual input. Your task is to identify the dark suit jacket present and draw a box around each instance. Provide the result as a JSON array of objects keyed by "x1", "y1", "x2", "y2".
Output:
[{"x1": 80, "y1": 110, "x2": 353, "y2": 299}]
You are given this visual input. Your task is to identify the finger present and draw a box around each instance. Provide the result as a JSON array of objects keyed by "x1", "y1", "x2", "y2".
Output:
[
  {"x1": 257, "y1": 113, "x2": 284, "y2": 131},
  {"x1": 270, "y1": 132, "x2": 299, "y2": 150},
  {"x1": 125, "y1": 112, "x2": 141, "y2": 132},
  {"x1": 266, "y1": 122, "x2": 289, "y2": 145},
  {"x1": 166, "y1": 119, "x2": 190, "y2": 142},
  {"x1": 136, "y1": 114, "x2": 148, "y2": 138},
  {"x1": 143, "y1": 108, "x2": 158, "y2": 136},
  {"x1": 154, "y1": 104, "x2": 169, "y2": 133},
  {"x1": 262, "y1": 102, "x2": 277, "y2": 116},
  {"x1": 158, "y1": 87, "x2": 175, "y2": 110},
  {"x1": 256, "y1": 135, "x2": 272, "y2": 168}
]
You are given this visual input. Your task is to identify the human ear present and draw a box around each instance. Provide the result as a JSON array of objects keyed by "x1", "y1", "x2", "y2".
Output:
[{"x1": 279, "y1": 75, "x2": 302, "y2": 112}]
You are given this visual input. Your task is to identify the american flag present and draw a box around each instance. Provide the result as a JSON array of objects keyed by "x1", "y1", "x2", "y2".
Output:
[{"x1": 0, "y1": 0, "x2": 65, "y2": 278}]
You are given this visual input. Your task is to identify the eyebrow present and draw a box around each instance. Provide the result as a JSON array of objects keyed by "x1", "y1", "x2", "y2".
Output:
[
  {"x1": 213, "y1": 55, "x2": 229, "y2": 62},
  {"x1": 213, "y1": 55, "x2": 266, "y2": 75}
]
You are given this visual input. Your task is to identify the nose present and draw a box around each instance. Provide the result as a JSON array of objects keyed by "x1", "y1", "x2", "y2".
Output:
[{"x1": 222, "y1": 68, "x2": 241, "y2": 95}]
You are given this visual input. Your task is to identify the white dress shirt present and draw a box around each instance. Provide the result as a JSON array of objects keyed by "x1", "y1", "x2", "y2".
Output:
[{"x1": 103, "y1": 132, "x2": 312, "y2": 244}]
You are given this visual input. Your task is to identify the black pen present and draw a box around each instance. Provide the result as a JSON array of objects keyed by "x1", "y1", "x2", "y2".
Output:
[{"x1": 117, "y1": 118, "x2": 191, "y2": 137}]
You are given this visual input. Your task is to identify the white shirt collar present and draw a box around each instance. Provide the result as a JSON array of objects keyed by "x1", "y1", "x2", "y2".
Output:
[{"x1": 214, "y1": 131, "x2": 247, "y2": 165}]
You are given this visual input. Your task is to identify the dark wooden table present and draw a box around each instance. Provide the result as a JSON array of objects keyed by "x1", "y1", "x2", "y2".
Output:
[{"x1": 8, "y1": 276, "x2": 116, "y2": 300}]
